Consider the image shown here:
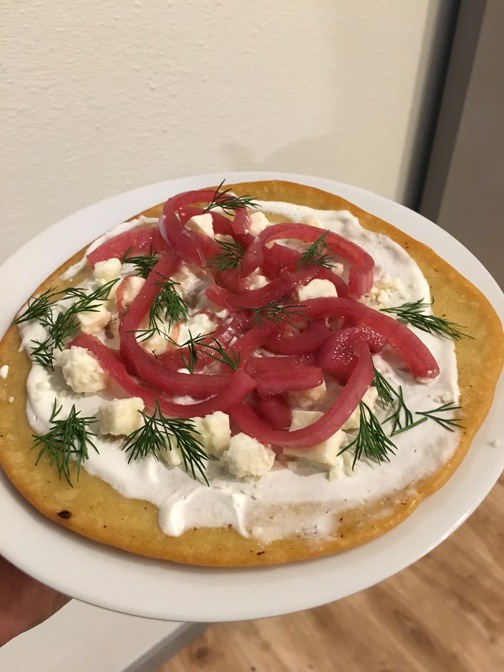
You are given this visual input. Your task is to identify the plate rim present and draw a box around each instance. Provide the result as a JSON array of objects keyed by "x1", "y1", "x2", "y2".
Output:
[{"x1": 0, "y1": 171, "x2": 503, "y2": 622}]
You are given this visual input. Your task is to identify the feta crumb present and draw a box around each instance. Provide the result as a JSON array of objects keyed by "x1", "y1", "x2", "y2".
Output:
[
  {"x1": 187, "y1": 213, "x2": 214, "y2": 238},
  {"x1": 297, "y1": 279, "x2": 337, "y2": 302},
  {"x1": 140, "y1": 329, "x2": 171, "y2": 356},
  {"x1": 122, "y1": 276, "x2": 146, "y2": 309},
  {"x1": 94, "y1": 258, "x2": 122, "y2": 283},
  {"x1": 342, "y1": 387, "x2": 379, "y2": 430},
  {"x1": 300, "y1": 214, "x2": 324, "y2": 229},
  {"x1": 8, "y1": 396, "x2": 14, "y2": 403},
  {"x1": 223, "y1": 433, "x2": 275, "y2": 479},
  {"x1": 77, "y1": 302, "x2": 111, "y2": 335},
  {"x1": 177, "y1": 312, "x2": 216, "y2": 345},
  {"x1": 55, "y1": 346, "x2": 109, "y2": 393},
  {"x1": 0, "y1": 365, "x2": 9, "y2": 379},
  {"x1": 289, "y1": 380, "x2": 327, "y2": 409},
  {"x1": 248, "y1": 211, "x2": 270, "y2": 236},
  {"x1": 194, "y1": 411, "x2": 231, "y2": 457},
  {"x1": 328, "y1": 452, "x2": 355, "y2": 480},
  {"x1": 248, "y1": 272, "x2": 269, "y2": 290},
  {"x1": 98, "y1": 397, "x2": 145, "y2": 436},
  {"x1": 285, "y1": 410, "x2": 348, "y2": 469}
]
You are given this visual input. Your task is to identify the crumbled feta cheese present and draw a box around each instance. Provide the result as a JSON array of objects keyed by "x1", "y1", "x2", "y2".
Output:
[
  {"x1": 8, "y1": 396, "x2": 14, "y2": 403},
  {"x1": 342, "y1": 387, "x2": 379, "y2": 430},
  {"x1": 297, "y1": 279, "x2": 337, "y2": 302},
  {"x1": 194, "y1": 411, "x2": 231, "y2": 457},
  {"x1": 248, "y1": 272, "x2": 269, "y2": 290},
  {"x1": 98, "y1": 397, "x2": 145, "y2": 436},
  {"x1": 171, "y1": 265, "x2": 209, "y2": 306},
  {"x1": 122, "y1": 276, "x2": 145, "y2": 309},
  {"x1": 300, "y1": 214, "x2": 324, "y2": 229},
  {"x1": 0, "y1": 365, "x2": 9, "y2": 379},
  {"x1": 77, "y1": 302, "x2": 111, "y2": 335},
  {"x1": 187, "y1": 213, "x2": 214, "y2": 238},
  {"x1": 248, "y1": 211, "x2": 270, "y2": 236},
  {"x1": 223, "y1": 433, "x2": 275, "y2": 479},
  {"x1": 177, "y1": 312, "x2": 216, "y2": 345},
  {"x1": 140, "y1": 329, "x2": 171, "y2": 356},
  {"x1": 289, "y1": 380, "x2": 327, "y2": 409},
  {"x1": 94, "y1": 258, "x2": 122, "y2": 283},
  {"x1": 285, "y1": 410, "x2": 348, "y2": 469},
  {"x1": 55, "y1": 346, "x2": 109, "y2": 393},
  {"x1": 328, "y1": 452, "x2": 355, "y2": 480}
]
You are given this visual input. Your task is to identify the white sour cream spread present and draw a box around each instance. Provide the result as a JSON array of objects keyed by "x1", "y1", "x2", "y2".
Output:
[{"x1": 18, "y1": 205, "x2": 460, "y2": 543}]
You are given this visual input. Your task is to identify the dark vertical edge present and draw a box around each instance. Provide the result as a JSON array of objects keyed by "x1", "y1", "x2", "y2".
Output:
[{"x1": 416, "y1": 0, "x2": 488, "y2": 219}]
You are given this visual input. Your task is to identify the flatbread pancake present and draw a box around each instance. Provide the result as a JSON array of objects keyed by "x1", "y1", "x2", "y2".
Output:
[{"x1": 0, "y1": 180, "x2": 502, "y2": 567}]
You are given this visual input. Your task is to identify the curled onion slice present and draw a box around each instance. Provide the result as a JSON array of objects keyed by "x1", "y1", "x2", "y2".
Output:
[{"x1": 230, "y1": 342, "x2": 374, "y2": 448}]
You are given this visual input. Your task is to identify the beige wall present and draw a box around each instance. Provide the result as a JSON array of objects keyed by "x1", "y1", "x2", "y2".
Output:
[{"x1": 2, "y1": 1, "x2": 447, "y2": 263}]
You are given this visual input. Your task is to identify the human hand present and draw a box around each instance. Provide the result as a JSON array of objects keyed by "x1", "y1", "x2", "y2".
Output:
[{"x1": 0, "y1": 555, "x2": 70, "y2": 647}]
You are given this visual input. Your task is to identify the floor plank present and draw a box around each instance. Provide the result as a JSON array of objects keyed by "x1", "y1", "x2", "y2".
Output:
[{"x1": 159, "y1": 474, "x2": 504, "y2": 672}]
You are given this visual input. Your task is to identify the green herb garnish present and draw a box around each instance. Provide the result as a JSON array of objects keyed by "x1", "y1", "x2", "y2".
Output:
[
  {"x1": 244, "y1": 299, "x2": 306, "y2": 327},
  {"x1": 179, "y1": 332, "x2": 240, "y2": 373},
  {"x1": 415, "y1": 402, "x2": 463, "y2": 432},
  {"x1": 21, "y1": 279, "x2": 119, "y2": 369},
  {"x1": 121, "y1": 246, "x2": 159, "y2": 279},
  {"x1": 203, "y1": 179, "x2": 258, "y2": 216},
  {"x1": 206, "y1": 238, "x2": 244, "y2": 271},
  {"x1": 339, "y1": 402, "x2": 397, "y2": 468},
  {"x1": 122, "y1": 401, "x2": 209, "y2": 483},
  {"x1": 380, "y1": 299, "x2": 472, "y2": 340},
  {"x1": 136, "y1": 277, "x2": 189, "y2": 342},
  {"x1": 32, "y1": 401, "x2": 98, "y2": 486},
  {"x1": 297, "y1": 232, "x2": 334, "y2": 270}
]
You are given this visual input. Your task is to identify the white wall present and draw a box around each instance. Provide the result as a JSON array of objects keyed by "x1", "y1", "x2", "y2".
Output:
[{"x1": 2, "y1": 1, "x2": 448, "y2": 263}]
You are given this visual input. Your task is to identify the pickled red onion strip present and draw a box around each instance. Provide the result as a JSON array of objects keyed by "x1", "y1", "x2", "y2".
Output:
[
  {"x1": 246, "y1": 353, "x2": 315, "y2": 374},
  {"x1": 254, "y1": 394, "x2": 292, "y2": 430},
  {"x1": 241, "y1": 222, "x2": 374, "y2": 298},
  {"x1": 205, "y1": 267, "x2": 317, "y2": 309},
  {"x1": 254, "y1": 366, "x2": 324, "y2": 398},
  {"x1": 264, "y1": 319, "x2": 331, "y2": 356},
  {"x1": 87, "y1": 227, "x2": 167, "y2": 267},
  {"x1": 72, "y1": 334, "x2": 256, "y2": 418},
  {"x1": 302, "y1": 297, "x2": 440, "y2": 379},
  {"x1": 316, "y1": 326, "x2": 387, "y2": 384},
  {"x1": 118, "y1": 254, "x2": 233, "y2": 398},
  {"x1": 230, "y1": 342, "x2": 374, "y2": 448}
]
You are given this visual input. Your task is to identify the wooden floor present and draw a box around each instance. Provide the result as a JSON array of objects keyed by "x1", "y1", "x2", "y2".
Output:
[{"x1": 159, "y1": 474, "x2": 504, "y2": 672}]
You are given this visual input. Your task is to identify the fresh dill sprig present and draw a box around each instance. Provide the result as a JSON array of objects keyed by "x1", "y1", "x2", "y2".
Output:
[
  {"x1": 14, "y1": 287, "x2": 60, "y2": 325},
  {"x1": 32, "y1": 401, "x2": 98, "y2": 486},
  {"x1": 179, "y1": 332, "x2": 240, "y2": 373},
  {"x1": 203, "y1": 179, "x2": 258, "y2": 215},
  {"x1": 372, "y1": 366, "x2": 423, "y2": 436},
  {"x1": 297, "y1": 232, "x2": 334, "y2": 270},
  {"x1": 201, "y1": 337, "x2": 240, "y2": 371},
  {"x1": 26, "y1": 279, "x2": 119, "y2": 369},
  {"x1": 121, "y1": 246, "x2": 159, "y2": 279},
  {"x1": 245, "y1": 299, "x2": 306, "y2": 327},
  {"x1": 383, "y1": 386, "x2": 425, "y2": 436},
  {"x1": 340, "y1": 402, "x2": 397, "y2": 469},
  {"x1": 136, "y1": 277, "x2": 189, "y2": 342},
  {"x1": 371, "y1": 367, "x2": 397, "y2": 407},
  {"x1": 206, "y1": 238, "x2": 244, "y2": 271},
  {"x1": 122, "y1": 400, "x2": 209, "y2": 483},
  {"x1": 416, "y1": 402, "x2": 463, "y2": 432},
  {"x1": 380, "y1": 298, "x2": 472, "y2": 340}
]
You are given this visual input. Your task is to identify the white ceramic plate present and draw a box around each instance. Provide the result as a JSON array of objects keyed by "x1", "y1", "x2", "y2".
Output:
[{"x1": 1, "y1": 172, "x2": 503, "y2": 623}]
